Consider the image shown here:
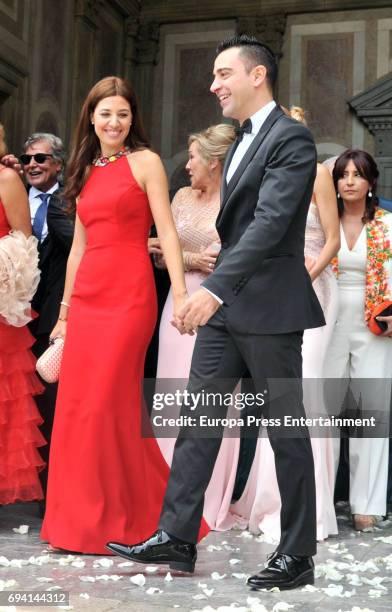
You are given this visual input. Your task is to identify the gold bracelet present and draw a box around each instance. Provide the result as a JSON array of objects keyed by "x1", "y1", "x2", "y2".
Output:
[
  {"x1": 58, "y1": 316, "x2": 68, "y2": 322},
  {"x1": 60, "y1": 301, "x2": 70, "y2": 308}
]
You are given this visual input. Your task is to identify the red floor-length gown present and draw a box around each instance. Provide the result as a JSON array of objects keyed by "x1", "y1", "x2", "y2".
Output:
[
  {"x1": 41, "y1": 156, "x2": 209, "y2": 554},
  {"x1": 0, "y1": 200, "x2": 45, "y2": 505}
]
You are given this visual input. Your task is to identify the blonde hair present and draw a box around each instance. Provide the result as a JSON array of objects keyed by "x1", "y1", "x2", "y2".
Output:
[
  {"x1": 0, "y1": 123, "x2": 7, "y2": 158},
  {"x1": 289, "y1": 106, "x2": 307, "y2": 126},
  {"x1": 189, "y1": 124, "x2": 236, "y2": 165}
]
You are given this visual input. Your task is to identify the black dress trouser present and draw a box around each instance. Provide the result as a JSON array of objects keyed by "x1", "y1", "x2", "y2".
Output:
[{"x1": 159, "y1": 307, "x2": 317, "y2": 557}]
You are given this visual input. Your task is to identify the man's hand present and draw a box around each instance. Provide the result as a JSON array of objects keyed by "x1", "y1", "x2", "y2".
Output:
[{"x1": 178, "y1": 288, "x2": 221, "y2": 332}]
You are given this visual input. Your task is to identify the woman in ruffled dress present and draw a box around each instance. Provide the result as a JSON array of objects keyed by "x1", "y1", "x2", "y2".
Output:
[{"x1": 0, "y1": 123, "x2": 45, "y2": 505}]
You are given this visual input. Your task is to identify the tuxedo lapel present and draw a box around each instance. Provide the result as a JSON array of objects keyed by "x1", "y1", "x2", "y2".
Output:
[
  {"x1": 221, "y1": 106, "x2": 284, "y2": 209},
  {"x1": 220, "y1": 141, "x2": 238, "y2": 204}
]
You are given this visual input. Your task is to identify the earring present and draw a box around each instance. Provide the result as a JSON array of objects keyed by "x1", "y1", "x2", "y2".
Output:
[
  {"x1": 337, "y1": 193, "x2": 341, "y2": 199},
  {"x1": 91, "y1": 121, "x2": 94, "y2": 125},
  {"x1": 368, "y1": 190, "x2": 373, "y2": 197}
]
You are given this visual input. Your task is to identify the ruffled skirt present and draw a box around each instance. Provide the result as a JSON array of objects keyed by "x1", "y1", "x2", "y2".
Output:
[{"x1": 0, "y1": 321, "x2": 46, "y2": 505}]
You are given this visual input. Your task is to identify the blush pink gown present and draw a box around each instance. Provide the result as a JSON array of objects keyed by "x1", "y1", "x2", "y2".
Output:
[{"x1": 156, "y1": 187, "x2": 241, "y2": 530}]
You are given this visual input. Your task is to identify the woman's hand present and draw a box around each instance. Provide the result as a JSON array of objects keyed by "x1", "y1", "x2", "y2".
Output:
[
  {"x1": 305, "y1": 255, "x2": 317, "y2": 281},
  {"x1": 377, "y1": 315, "x2": 392, "y2": 338},
  {"x1": 171, "y1": 292, "x2": 193, "y2": 335},
  {"x1": 1, "y1": 154, "x2": 23, "y2": 175},
  {"x1": 50, "y1": 319, "x2": 67, "y2": 341},
  {"x1": 194, "y1": 247, "x2": 219, "y2": 275},
  {"x1": 148, "y1": 237, "x2": 162, "y2": 255}
]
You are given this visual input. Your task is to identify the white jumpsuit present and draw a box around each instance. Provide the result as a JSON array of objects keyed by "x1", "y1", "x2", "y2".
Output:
[{"x1": 323, "y1": 225, "x2": 391, "y2": 516}]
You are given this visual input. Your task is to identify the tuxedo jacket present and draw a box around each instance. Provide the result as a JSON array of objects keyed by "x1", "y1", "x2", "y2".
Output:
[
  {"x1": 203, "y1": 105, "x2": 325, "y2": 334},
  {"x1": 30, "y1": 191, "x2": 75, "y2": 336}
]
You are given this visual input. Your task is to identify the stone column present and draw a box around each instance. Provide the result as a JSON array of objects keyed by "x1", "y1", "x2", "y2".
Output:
[
  {"x1": 349, "y1": 74, "x2": 392, "y2": 199},
  {"x1": 237, "y1": 15, "x2": 287, "y2": 98},
  {"x1": 133, "y1": 22, "x2": 160, "y2": 134},
  {"x1": 237, "y1": 15, "x2": 287, "y2": 58}
]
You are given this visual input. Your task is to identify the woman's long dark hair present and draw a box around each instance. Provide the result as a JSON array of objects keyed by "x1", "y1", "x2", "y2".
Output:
[
  {"x1": 63, "y1": 76, "x2": 149, "y2": 214},
  {"x1": 332, "y1": 149, "x2": 379, "y2": 222}
]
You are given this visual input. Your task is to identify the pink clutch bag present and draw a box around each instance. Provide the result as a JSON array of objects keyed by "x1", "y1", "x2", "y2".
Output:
[{"x1": 36, "y1": 337, "x2": 64, "y2": 383}]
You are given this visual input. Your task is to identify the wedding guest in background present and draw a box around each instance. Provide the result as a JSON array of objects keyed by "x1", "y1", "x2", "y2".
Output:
[
  {"x1": 154, "y1": 123, "x2": 242, "y2": 530},
  {"x1": 20, "y1": 133, "x2": 74, "y2": 509},
  {"x1": 324, "y1": 149, "x2": 392, "y2": 531},
  {"x1": 0, "y1": 123, "x2": 45, "y2": 505},
  {"x1": 232, "y1": 106, "x2": 340, "y2": 541},
  {"x1": 41, "y1": 76, "x2": 209, "y2": 554}
]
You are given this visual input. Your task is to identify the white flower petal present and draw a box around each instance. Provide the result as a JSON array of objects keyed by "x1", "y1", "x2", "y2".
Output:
[
  {"x1": 118, "y1": 561, "x2": 134, "y2": 567},
  {"x1": 130, "y1": 573, "x2": 146, "y2": 587},
  {"x1": 145, "y1": 566, "x2": 159, "y2": 573},
  {"x1": 93, "y1": 558, "x2": 113, "y2": 568},
  {"x1": 374, "y1": 535, "x2": 392, "y2": 545},
  {"x1": 36, "y1": 577, "x2": 54, "y2": 583},
  {"x1": 12, "y1": 525, "x2": 29, "y2": 534},
  {"x1": 71, "y1": 560, "x2": 85, "y2": 568},
  {"x1": 232, "y1": 573, "x2": 247, "y2": 579},
  {"x1": 79, "y1": 593, "x2": 90, "y2": 599},
  {"x1": 229, "y1": 558, "x2": 241, "y2": 565},
  {"x1": 164, "y1": 572, "x2": 173, "y2": 582},
  {"x1": 211, "y1": 572, "x2": 226, "y2": 580},
  {"x1": 79, "y1": 576, "x2": 96, "y2": 583},
  {"x1": 146, "y1": 587, "x2": 163, "y2": 595},
  {"x1": 272, "y1": 603, "x2": 294, "y2": 611}
]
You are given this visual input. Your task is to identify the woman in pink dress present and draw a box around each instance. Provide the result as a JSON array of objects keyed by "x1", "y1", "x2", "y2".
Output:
[
  {"x1": 0, "y1": 123, "x2": 44, "y2": 505},
  {"x1": 155, "y1": 124, "x2": 242, "y2": 529},
  {"x1": 230, "y1": 107, "x2": 340, "y2": 541}
]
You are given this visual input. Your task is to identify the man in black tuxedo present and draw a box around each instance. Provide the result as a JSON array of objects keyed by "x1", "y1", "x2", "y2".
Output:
[
  {"x1": 108, "y1": 35, "x2": 324, "y2": 590},
  {"x1": 20, "y1": 133, "x2": 74, "y2": 502}
]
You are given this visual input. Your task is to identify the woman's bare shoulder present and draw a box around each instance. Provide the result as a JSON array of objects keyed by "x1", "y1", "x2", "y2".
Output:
[
  {"x1": 0, "y1": 165, "x2": 22, "y2": 185},
  {"x1": 127, "y1": 148, "x2": 162, "y2": 166}
]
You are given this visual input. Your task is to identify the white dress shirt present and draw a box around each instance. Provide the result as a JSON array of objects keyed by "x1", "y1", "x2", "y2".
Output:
[
  {"x1": 29, "y1": 183, "x2": 59, "y2": 242},
  {"x1": 226, "y1": 100, "x2": 277, "y2": 182},
  {"x1": 204, "y1": 100, "x2": 277, "y2": 305}
]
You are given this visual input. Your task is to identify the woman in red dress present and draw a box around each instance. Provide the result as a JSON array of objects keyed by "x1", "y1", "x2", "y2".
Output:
[
  {"x1": 41, "y1": 77, "x2": 209, "y2": 554},
  {"x1": 0, "y1": 123, "x2": 45, "y2": 505}
]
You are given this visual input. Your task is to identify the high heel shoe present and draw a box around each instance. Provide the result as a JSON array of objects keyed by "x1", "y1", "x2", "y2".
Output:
[{"x1": 353, "y1": 514, "x2": 383, "y2": 531}]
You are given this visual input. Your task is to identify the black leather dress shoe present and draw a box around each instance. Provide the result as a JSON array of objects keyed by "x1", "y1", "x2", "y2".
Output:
[
  {"x1": 247, "y1": 552, "x2": 314, "y2": 590},
  {"x1": 106, "y1": 529, "x2": 196, "y2": 573}
]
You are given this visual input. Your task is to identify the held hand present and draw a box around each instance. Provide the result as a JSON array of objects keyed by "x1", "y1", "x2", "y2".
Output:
[
  {"x1": 195, "y1": 247, "x2": 220, "y2": 275},
  {"x1": 376, "y1": 315, "x2": 392, "y2": 337},
  {"x1": 178, "y1": 288, "x2": 220, "y2": 332},
  {"x1": 1, "y1": 154, "x2": 23, "y2": 175},
  {"x1": 170, "y1": 292, "x2": 193, "y2": 335},
  {"x1": 148, "y1": 237, "x2": 162, "y2": 255},
  {"x1": 50, "y1": 319, "x2": 67, "y2": 341}
]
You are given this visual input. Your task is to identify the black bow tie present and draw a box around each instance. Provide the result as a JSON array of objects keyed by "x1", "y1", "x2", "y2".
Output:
[{"x1": 235, "y1": 118, "x2": 252, "y2": 141}]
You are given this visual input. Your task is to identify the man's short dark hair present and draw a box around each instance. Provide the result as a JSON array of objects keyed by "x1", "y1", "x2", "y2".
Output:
[{"x1": 216, "y1": 35, "x2": 278, "y2": 91}]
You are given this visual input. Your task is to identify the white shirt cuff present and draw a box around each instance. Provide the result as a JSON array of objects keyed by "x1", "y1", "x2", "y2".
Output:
[{"x1": 202, "y1": 287, "x2": 223, "y2": 305}]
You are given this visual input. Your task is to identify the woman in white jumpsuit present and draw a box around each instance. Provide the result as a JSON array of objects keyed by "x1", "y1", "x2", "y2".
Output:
[{"x1": 324, "y1": 149, "x2": 392, "y2": 531}]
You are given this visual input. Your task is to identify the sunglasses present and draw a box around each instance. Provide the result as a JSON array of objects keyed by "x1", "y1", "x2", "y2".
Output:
[{"x1": 20, "y1": 153, "x2": 54, "y2": 165}]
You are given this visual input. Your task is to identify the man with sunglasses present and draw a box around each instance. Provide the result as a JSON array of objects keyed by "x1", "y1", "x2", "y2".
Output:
[{"x1": 21, "y1": 133, "x2": 74, "y2": 514}]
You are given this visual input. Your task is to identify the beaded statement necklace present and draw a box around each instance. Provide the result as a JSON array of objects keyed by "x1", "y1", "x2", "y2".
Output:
[{"x1": 93, "y1": 146, "x2": 130, "y2": 167}]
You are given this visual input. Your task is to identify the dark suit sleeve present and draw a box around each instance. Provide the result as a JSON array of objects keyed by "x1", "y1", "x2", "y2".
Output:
[
  {"x1": 46, "y1": 195, "x2": 75, "y2": 252},
  {"x1": 202, "y1": 123, "x2": 317, "y2": 306}
]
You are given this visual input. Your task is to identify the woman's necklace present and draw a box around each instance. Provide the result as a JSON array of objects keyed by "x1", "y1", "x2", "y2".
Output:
[{"x1": 93, "y1": 146, "x2": 130, "y2": 167}]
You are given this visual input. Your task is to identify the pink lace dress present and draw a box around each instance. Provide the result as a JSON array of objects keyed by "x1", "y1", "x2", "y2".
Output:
[
  {"x1": 229, "y1": 202, "x2": 339, "y2": 541},
  {"x1": 156, "y1": 187, "x2": 241, "y2": 530}
]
